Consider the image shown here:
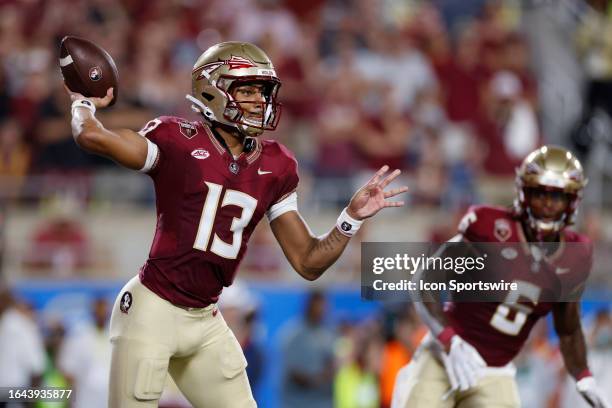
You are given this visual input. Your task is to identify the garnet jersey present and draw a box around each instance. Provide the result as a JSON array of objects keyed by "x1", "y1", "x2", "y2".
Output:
[
  {"x1": 137, "y1": 116, "x2": 298, "y2": 307},
  {"x1": 444, "y1": 205, "x2": 592, "y2": 366}
]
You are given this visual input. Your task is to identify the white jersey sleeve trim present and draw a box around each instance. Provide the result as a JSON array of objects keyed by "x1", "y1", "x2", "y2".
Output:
[
  {"x1": 139, "y1": 138, "x2": 159, "y2": 173},
  {"x1": 266, "y1": 192, "x2": 298, "y2": 222}
]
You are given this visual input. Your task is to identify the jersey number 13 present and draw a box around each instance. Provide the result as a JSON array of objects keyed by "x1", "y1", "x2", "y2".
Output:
[{"x1": 193, "y1": 182, "x2": 257, "y2": 259}]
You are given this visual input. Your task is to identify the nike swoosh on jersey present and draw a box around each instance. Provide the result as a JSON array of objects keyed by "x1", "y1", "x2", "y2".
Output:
[{"x1": 258, "y1": 168, "x2": 272, "y2": 175}]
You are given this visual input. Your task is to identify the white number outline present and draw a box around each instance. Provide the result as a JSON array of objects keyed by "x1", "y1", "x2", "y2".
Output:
[
  {"x1": 490, "y1": 280, "x2": 541, "y2": 336},
  {"x1": 458, "y1": 211, "x2": 477, "y2": 234},
  {"x1": 193, "y1": 182, "x2": 258, "y2": 259},
  {"x1": 138, "y1": 118, "x2": 163, "y2": 136}
]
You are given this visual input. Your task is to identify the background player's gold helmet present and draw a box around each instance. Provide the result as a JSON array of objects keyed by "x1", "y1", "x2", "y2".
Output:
[
  {"x1": 514, "y1": 145, "x2": 587, "y2": 235},
  {"x1": 186, "y1": 41, "x2": 281, "y2": 137}
]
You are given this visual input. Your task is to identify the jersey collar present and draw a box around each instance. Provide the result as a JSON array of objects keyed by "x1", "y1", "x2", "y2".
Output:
[{"x1": 204, "y1": 124, "x2": 261, "y2": 165}]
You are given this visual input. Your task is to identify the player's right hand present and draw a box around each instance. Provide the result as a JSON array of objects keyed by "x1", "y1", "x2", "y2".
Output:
[
  {"x1": 64, "y1": 83, "x2": 114, "y2": 109},
  {"x1": 442, "y1": 335, "x2": 486, "y2": 392}
]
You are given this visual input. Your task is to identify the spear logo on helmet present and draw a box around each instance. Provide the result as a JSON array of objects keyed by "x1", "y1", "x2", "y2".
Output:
[{"x1": 194, "y1": 55, "x2": 257, "y2": 80}]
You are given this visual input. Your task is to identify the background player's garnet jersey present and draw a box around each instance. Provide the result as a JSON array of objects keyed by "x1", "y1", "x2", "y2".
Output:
[
  {"x1": 444, "y1": 205, "x2": 592, "y2": 366},
  {"x1": 137, "y1": 116, "x2": 298, "y2": 307}
]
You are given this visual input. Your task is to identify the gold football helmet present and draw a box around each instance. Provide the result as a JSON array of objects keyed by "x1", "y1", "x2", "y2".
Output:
[
  {"x1": 186, "y1": 41, "x2": 281, "y2": 137},
  {"x1": 514, "y1": 145, "x2": 587, "y2": 235}
]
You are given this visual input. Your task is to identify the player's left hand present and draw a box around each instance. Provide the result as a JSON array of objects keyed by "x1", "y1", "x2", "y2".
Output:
[
  {"x1": 577, "y1": 377, "x2": 610, "y2": 408},
  {"x1": 347, "y1": 165, "x2": 408, "y2": 220}
]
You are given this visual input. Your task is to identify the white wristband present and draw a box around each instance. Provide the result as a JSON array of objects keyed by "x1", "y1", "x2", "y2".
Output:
[
  {"x1": 336, "y1": 207, "x2": 363, "y2": 237},
  {"x1": 71, "y1": 99, "x2": 96, "y2": 114},
  {"x1": 70, "y1": 99, "x2": 97, "y2": 139}
]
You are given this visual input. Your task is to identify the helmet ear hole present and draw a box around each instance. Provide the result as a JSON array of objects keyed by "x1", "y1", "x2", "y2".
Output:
[{"x1": 201, "y1": 92, "x2": 215, "y2": 101}]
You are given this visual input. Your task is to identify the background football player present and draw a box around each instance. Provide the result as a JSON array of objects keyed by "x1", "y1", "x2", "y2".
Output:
[
  {"x1": 391, "y1": 145, "x2": 609, "y2": 408},
  {"x1": 64, "y1": 41, "x2": 407, "y2": 408}
]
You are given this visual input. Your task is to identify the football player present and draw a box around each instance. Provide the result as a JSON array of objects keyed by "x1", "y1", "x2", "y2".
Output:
[
  {"x1": 391, "y1": 146, "x2": 609, "y2": 408},
  {"x1": 64, "y1": 42, "x2": 408, "y2": 408}
]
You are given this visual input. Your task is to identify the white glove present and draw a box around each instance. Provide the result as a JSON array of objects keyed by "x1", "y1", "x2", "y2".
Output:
[
  {"x1": 577, "y1": 376, "x2": 610, "y2": 408},
  {"x1": 441, "y1": 335, "x2": 486, "y2": 392}
]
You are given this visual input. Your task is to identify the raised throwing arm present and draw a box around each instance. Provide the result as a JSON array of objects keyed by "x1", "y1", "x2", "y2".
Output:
[{"x1": 65, "y1": 85, "x2": 150, "y2": 171}]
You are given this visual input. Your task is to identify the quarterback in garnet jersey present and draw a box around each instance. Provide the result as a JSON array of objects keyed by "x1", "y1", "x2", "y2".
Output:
[
  {"x1": 391, "y1": 146, "x2": 609, "y2": 408},
  {"x1": 65, "y1": 41, "x2": 407, "y2": 408},
  {"x1": 137, "y1": 115, "x2": 301, "y2": 307}
]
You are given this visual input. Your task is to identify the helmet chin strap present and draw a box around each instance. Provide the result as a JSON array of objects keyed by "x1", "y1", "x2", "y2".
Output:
[
  {"x1": 186, "y1": 94, "x2": 217, "y2": 121},
  {"x1": 186, "y1": 94, "x2": 266, "y2": 137}
]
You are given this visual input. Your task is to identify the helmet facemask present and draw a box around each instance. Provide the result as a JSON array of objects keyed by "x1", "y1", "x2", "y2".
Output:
[
  {"x1": 221, "y1": 77, "x2": 281, "y2": 136},
  {"x1": 519, "y1": 187, "x2": 577, "y2": 238}
]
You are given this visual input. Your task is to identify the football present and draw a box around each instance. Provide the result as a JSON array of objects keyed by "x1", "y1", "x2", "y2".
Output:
[{"x1": 59, "y1": 36, "x2": 119, "y2": 106}]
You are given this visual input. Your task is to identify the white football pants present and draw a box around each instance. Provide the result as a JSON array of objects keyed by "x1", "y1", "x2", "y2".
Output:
[{"x1": 108, "y1": 276, "x2": 256, "y2": 408}]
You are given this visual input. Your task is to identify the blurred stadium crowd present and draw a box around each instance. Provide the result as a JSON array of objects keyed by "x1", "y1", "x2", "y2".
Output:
[
  {"x1": 0, "y1": 0, "x2": 609, "y2": 209},
  {"x1": 2, "y1": 0, "x2": 612, "y2": 407},
  {"x1": 2, "y1": 0, "x2": 612, "y2": 278}
]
